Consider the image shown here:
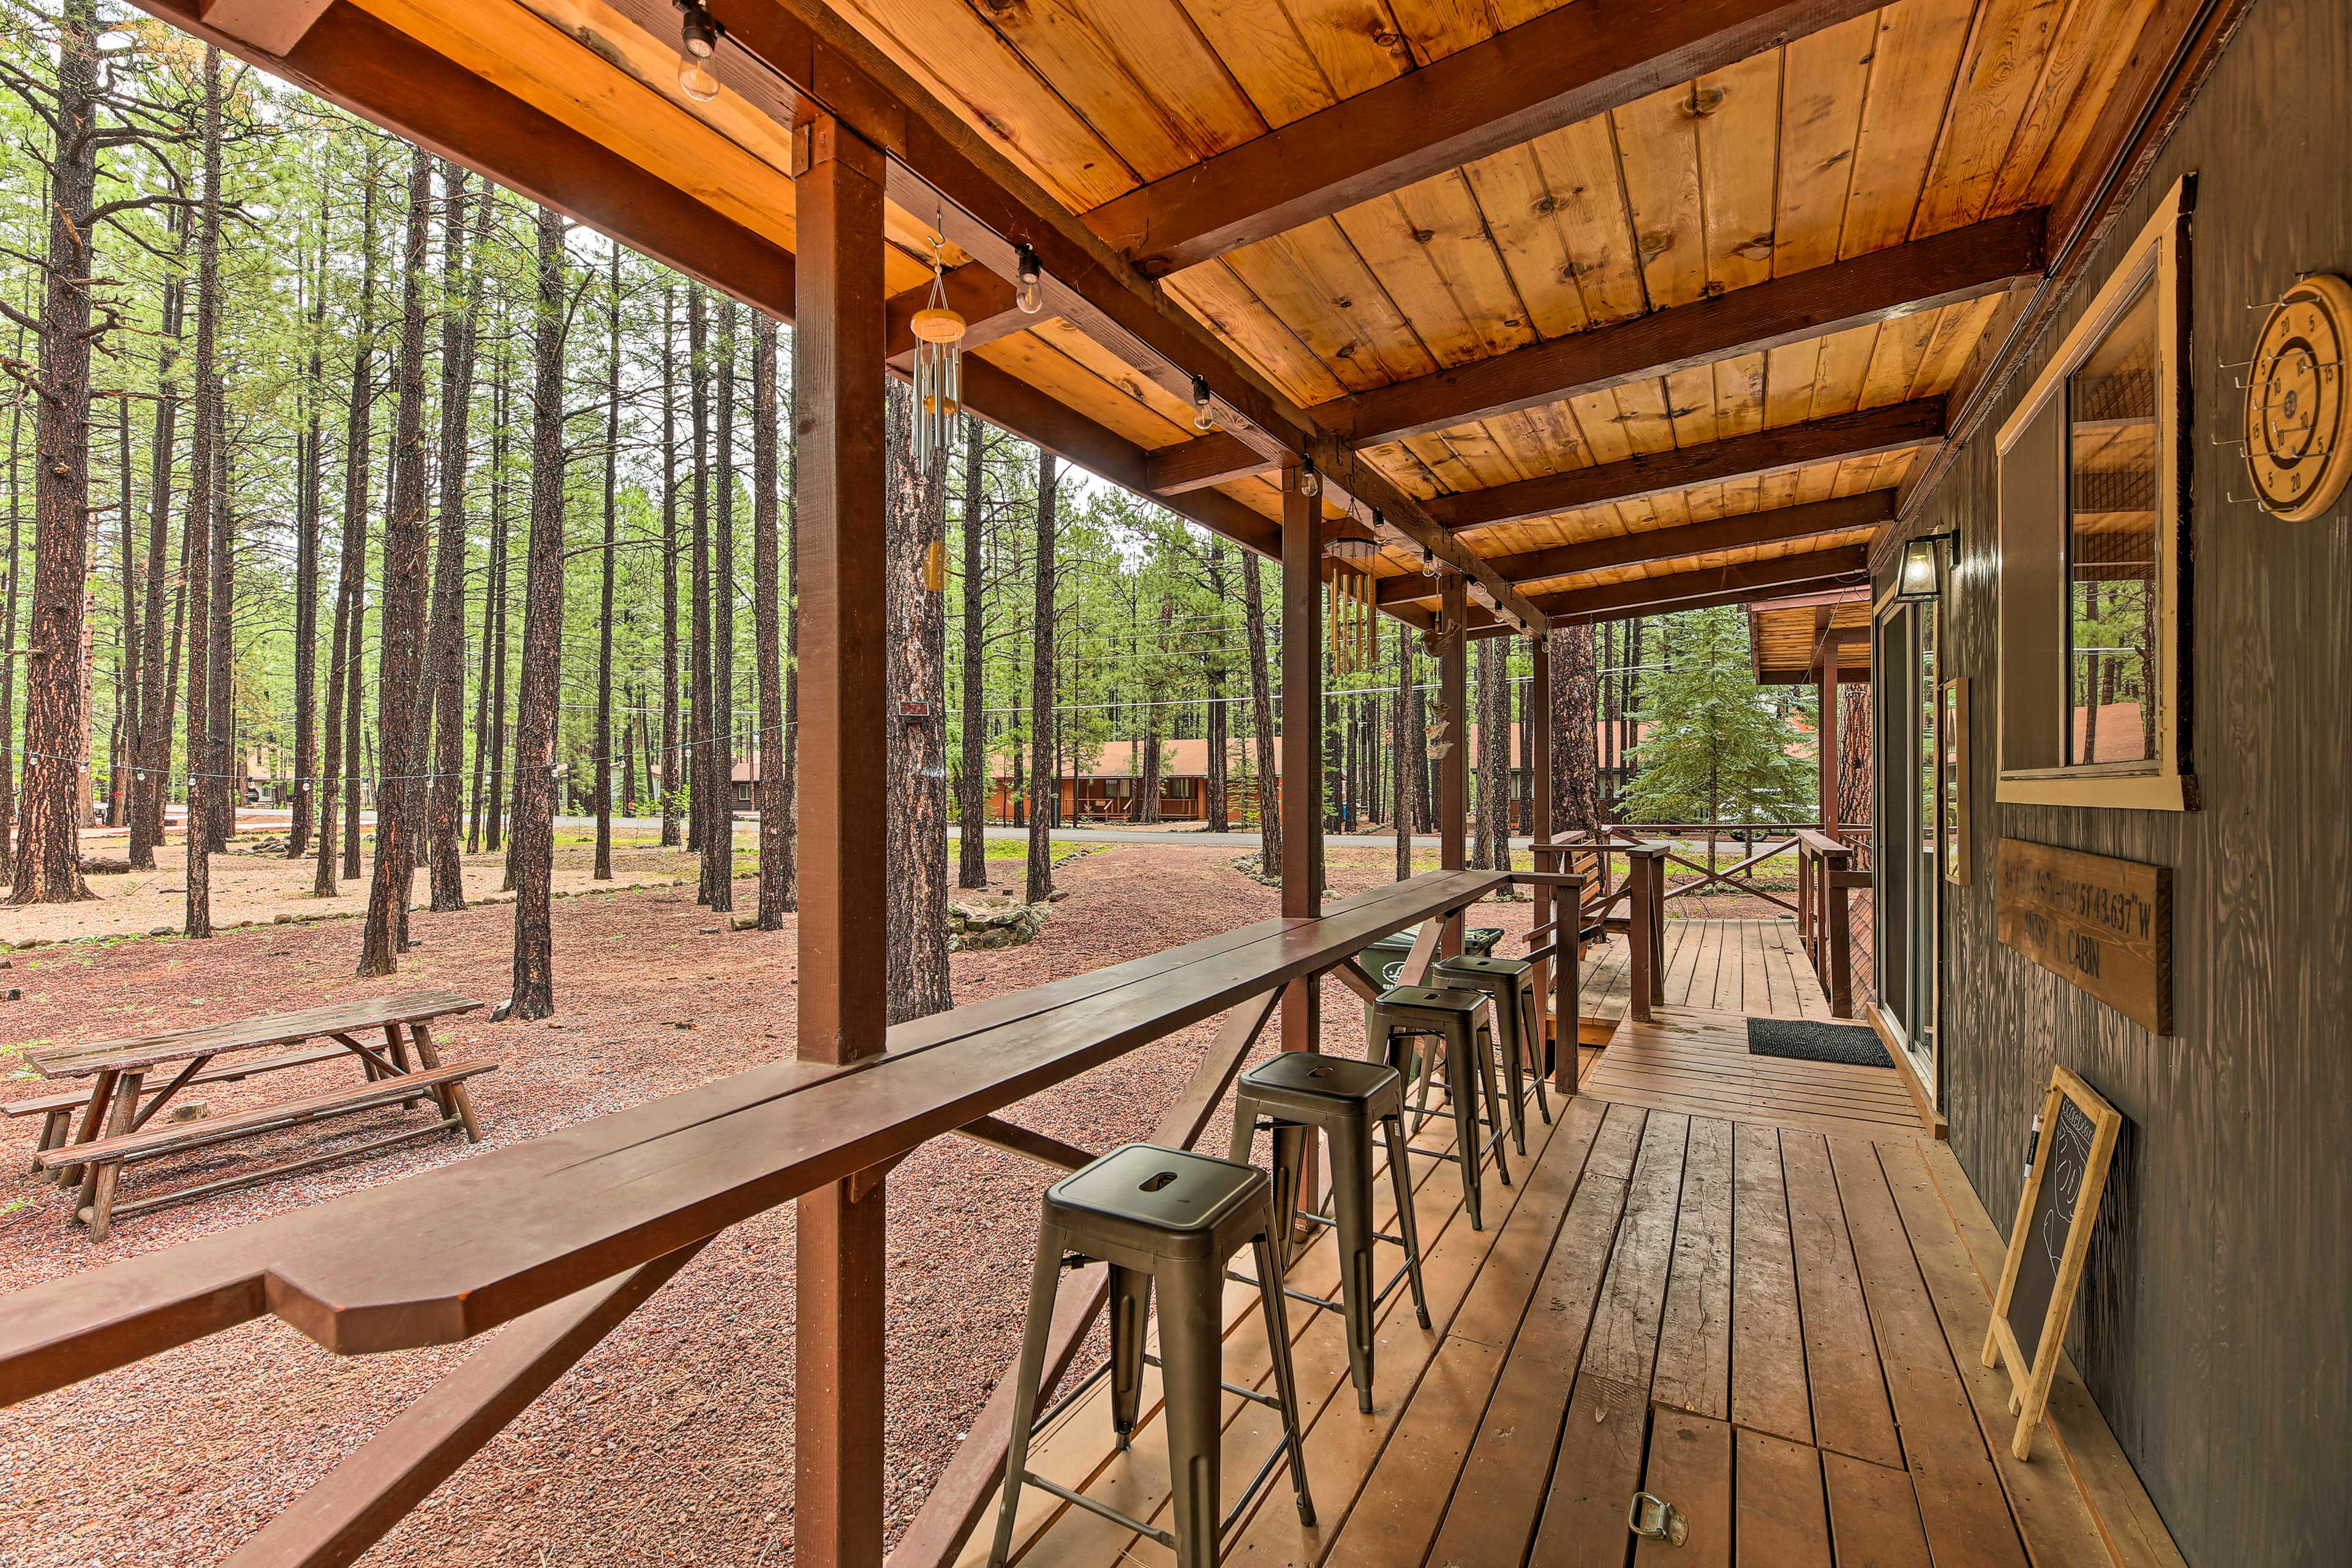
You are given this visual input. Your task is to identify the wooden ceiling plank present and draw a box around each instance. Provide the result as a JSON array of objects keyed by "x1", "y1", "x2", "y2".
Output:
[
  {"x1": 1773, "y1": 12, "x2": 1875, "y2": 274},
  {"x1": 1836, "y1": 0, "x2": 1975, "y2": 257},
  {"x1": 1384, "y1": 489, "x2": 1893, "y2": 603},
  {"x1": 1080, "y1": 0, "x2": 1887, "y2": 276},
  {"x1": 198, "y1": 0, "x2": 333, "y2": 52},
  {"x1": 1910, "y1": 0, "x2": 2067, "y2": 236},
  {"x1": 1425, "y1": 396, "x2": 1943, "y2": 530},
  {"x1": 710, "y1": 1, "x2": 1553, "y2": 627},
  {"x1": 1330, "y1": 205, "x2": 2047, "y2": 443}
]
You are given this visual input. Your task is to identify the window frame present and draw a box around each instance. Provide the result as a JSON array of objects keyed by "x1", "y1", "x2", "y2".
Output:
[{"x1": 1993, "y1": 176, "x2": 2196, "y2": 812}]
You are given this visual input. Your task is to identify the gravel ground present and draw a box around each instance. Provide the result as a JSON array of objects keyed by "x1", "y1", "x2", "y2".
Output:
[{"x1": 0, "y1": 843, "x2": 1548, "y2": 1567}]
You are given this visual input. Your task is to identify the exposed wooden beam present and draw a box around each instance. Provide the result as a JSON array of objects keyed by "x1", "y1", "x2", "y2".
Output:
[
  {"x1": 1746, "y1": 585, "x2": 1874, "y2": 614},
  {"x1": 1080, "y1": 0, "x2": 1886, "y2": 277},
  {"x1": 1428, "y1": 400, "x2": 1943, "y2": 533},
  {"x1": 198, "y1": 0, "x2": 331, "y2": 53},
  {"x1": 1523, "y1": 545, "x2": 1872, "y2": 625},
  {"x1": 710, "y1": 0, "x2": 1548, "y2": 631},
  {"x1": 1381, "y1": 491, "x2": 1893, "y2": 605},
  {"x1": 1146, "y1": 431, "x2": 1267, "y2": 495},
  {"x1": 1336, "y1": 211, "x2": 2046, "y2": 445},
  {"x1": 1809, "y1": 622, "x2": 1870, "y2": 674},
  {"x1": 1760, "y1": 663, "x2": 1867, "y2": 686}
]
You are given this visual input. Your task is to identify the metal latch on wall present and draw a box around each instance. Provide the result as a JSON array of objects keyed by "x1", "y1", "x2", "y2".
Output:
[{"x1": 1627, "y1": 1491, "x2": 1689, "y2": 1547}]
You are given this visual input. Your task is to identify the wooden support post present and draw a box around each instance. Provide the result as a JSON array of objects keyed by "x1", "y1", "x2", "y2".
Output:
[
  {"x1": 1279, "y1": 462, "x2": 1324, "y2": 1229},
  {"x1": 1820, "y1": 650, "x2": 1841, "y2": 839},
  {"x1": 1553, "y1": 876, "x2": 1584, "y2": 1096},
  {"x1": 1437, "y1": 577, "x2": 1468, "y2": 957},
  {"x1": 1527, "y1": 638, "x2": 1554, "y2": 1067},
  {"x1": 791, "y1": 113, "x2": 891, "y2": 1568}
]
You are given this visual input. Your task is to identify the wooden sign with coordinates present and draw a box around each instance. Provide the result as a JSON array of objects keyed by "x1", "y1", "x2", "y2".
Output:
[{"x1": 1996, "y1": 839, "x2": 2172, "y2": 1035}]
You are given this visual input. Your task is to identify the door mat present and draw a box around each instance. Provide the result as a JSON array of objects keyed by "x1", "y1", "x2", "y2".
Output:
[{"x1": 1746, "y1": 1016, "x2": 1893, "y2": 1069}]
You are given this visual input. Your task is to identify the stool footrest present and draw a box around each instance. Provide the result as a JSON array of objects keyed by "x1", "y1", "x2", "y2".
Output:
[
  {"x1": 1019, "y1": 1471, "x2": 1180, "y2": 1552},
  {"x1": 1140, "y1": 1351, "x2": 1281, "y2": 1411}
]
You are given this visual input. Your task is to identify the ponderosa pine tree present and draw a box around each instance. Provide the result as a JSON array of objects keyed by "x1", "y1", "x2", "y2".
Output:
[
  {"x1": 1242, "y1": 550, "x2": 1278, "y2": 873},
  {"x1": 956, "y1": 416, "x2": 987, "y2": 890},
  {"x1": 751, "y1": 312, "x2": 791, "y2": 926},
  {"x1": 704, "y1": 294, "x2": 736, "y2": 911},
  {"x1": 356, "y1": 143, "x2": 434, "y2": 976},
  {"x1": 507, "y1": 204, "x2": 568, "y2": 1019},
  {"x1": 1621, "y1": 605, "x2": 1810, "y2": 828},
  {"x1": 179, "y1": 45, "x2": 224, "y2": 932},
  {"x1": 594, "y1": 245, "x2": 619, "y2": 881},
  {"x1": 884, "y1": 383, "x2": 949, "y2": 1022},
  {"x1": 314, "y1": 145, "x2": 379, "y2": 896},
  {"x1": 1550, "y1": 621, "x2": 1602, "y2": 836},
  {"x1": 422, "y1": 160, "x2": 486, "y2": 910},
  {"x1": 1023, "y1": 451, "x2": 1056, "y2": 905}
]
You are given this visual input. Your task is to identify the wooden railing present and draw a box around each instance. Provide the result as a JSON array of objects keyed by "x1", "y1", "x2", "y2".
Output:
[
  {"x1": 1794, "y1": 830, "x2": 1865, "y2": 1019},
  {"x1": 0, "y1": 869, "x2": 1509, "y2": 1568}
]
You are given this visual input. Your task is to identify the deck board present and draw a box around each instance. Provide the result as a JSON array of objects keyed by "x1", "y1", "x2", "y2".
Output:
[
  {"x1": 1577, "y1": 919, "x2": 1830, "y2": 1025},
  {"x1": 982, "y1": 1007, "x2": 2180, "y2": 1568}
]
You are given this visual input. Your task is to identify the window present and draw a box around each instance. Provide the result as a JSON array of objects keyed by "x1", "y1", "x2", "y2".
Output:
[{"x1": 1994, "y1": 177, "x2": 2194, "y2": 810}]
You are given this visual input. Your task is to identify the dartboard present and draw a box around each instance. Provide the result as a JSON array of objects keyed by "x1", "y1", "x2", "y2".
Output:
[{"x1": 2242, "y1": 274, "x2": 2352, "y2": 521}]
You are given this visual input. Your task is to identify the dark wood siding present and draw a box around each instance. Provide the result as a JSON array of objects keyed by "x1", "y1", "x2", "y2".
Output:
[{"x1": 1881, "y1": 1, "x2": 2352, "y2": 1561}]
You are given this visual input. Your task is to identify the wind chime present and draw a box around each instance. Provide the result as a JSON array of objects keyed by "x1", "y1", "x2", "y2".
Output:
[
  {"x1": 909, "y1": 235, "x2": 967, "y2": 470},
  {"x1": 1325, "y1": 532, "x2": 1380, "y2": 676}
]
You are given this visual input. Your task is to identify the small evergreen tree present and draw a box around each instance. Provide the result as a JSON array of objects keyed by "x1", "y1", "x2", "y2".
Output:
[{"x1": 1621, "y1": 605, "x2": 1811, "y2": 827}]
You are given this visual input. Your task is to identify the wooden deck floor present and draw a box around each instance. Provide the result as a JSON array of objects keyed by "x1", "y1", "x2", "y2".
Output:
[
  {"x1": 971, "y1": 1052, "x2": 2180, "y2": 1568},
  {"x1": 1577, "y1": 919, "x2": 1834, "y2": 1023},
  {"x1": 1580, "y1": 1007, "x2": 1921, "y2": 1145}
]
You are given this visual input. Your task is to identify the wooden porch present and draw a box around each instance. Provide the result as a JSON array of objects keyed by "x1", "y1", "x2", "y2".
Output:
[{"x1": 976, "y1": 1049, "x2": 2183, "y2": 1568}]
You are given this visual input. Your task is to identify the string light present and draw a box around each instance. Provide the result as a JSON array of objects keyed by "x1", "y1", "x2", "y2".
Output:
[
  {"x1": 674, "y1": 1, "x2": 720, "y2": 102},
  {"x1": 1190, "y1": 374, "x2": 1214, "y2": 433},
  {"x1": 1298, "y1": 454, "x2": 1322, "y2": 499},
  {"x1": 1014, "y1": 244, "x2": 1044, "y2": 315}
]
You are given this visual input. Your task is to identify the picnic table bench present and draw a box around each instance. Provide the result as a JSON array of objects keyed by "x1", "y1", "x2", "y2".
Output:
[{"x1": 18, "y1": 989, "x2": 493, "y2": 1242}]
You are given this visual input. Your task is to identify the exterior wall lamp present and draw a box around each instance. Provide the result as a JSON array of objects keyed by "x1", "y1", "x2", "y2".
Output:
[{"x1": 1895, "y1": 530, "x2": 1956, "y2": 603}]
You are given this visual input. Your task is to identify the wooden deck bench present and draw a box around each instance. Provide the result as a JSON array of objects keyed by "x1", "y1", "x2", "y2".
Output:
[
  {"x1": 6, "y1": 1042, "x2": 350, "y2": 1168},
  {"x1": 34, "y1": 1061, "x2": 497, "y2": 1241}
]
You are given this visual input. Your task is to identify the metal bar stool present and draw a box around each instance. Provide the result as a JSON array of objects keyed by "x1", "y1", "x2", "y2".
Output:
[
  {"x1": 1229, "y1": 1053, "x2": 1431, "y2": 1414},
  {"x1": 1363, "y1": 986, "x2": 1512, "y2": 1231},
  {"x1": 989, "y1": 1144, "x2": 1316, "y2": 1568},
  {"x1": 1435, "y1": 953, "x2": 1552, "y2": 1156}
]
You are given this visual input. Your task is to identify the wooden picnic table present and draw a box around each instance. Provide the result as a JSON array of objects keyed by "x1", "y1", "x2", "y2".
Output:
[{"x1": 25, "y1": 989, "x2": 489, "y2": 1240}]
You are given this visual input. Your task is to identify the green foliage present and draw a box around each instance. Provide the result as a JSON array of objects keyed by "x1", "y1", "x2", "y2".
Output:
[{"x1": 1621, "y1": 605, "x2": 1812, "y2": 826}]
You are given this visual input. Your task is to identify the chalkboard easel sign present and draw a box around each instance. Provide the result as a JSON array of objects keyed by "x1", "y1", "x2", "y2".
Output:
[{"x1": 1980, "y1": 1065, "x2": 2123, "y2": 1460}]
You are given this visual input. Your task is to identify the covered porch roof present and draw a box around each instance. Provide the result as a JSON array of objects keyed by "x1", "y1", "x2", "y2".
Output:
[{"x1": 158, "y1": 0, "x2": 2207, "y2": 635}]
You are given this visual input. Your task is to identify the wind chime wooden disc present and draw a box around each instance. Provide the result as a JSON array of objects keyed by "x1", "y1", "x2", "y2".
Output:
[{"x1": 2242, "y1": 274, "x2": 2352, "y2": 521}]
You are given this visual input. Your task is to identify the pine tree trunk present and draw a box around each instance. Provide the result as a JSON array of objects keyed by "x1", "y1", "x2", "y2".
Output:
[
  {"x1": 287, "y1": 202, "x2": 323, "y2": 860},
  {"x1": 1204, "y1": 544, "x2": 1230, "y2": 831},
  {"x1": 1023, "y1": 452, "x2": 1057, "y2": 903},
  {"x1": 313, "y1": 159, "x2": 374, "y2": 897},
  {"x1": 486, "y1": 356, "x2": 509, "y2": 859},
  {"x1": 594, "y1": 246, "x2": 619, "y2": 881},
  {"x1": 1472, "y1": 636, "x2": 1500, "y2": 870},
  {"x1": 0, "y1": 320, "x2": 24, "y2": 882},
  {"x1": 204, "y1": 393, "x2": 233, "y2": 853},
  {"x1": 778, "y1": 375, "x2": 799, "y2": 911},
  {"x1": 658, "y1": 288, "x2": 681, "y2": 848},
  {"x1": 344, "y1": 585, "x2": 363, "y2": 881},
  {"x1": 508, "y1": 205, "x2": 568, "y2": 1020},
  {"x1": 466, "y1": 379, "x2": 503, "y2": 857},
  {"x1": 884, "y1": 386, "x2": 951, "y2": 1022},
  {"x1": 113, "y1": 396, "x2": 136, "y2": 835},
  {"x1": 956, "y1": 420, "x2": 987, "y2": 889},
  {"x1": 11, "y1": 0, "x2": 110, "y2": 905},
  {"x1": 1242, "y1": 551, "x2": 1279, "y2": 873},
  {"x1": 423, "y1": 164, "x2": 484, "y2": 910},
  {"x1": 704, "y1": 297, "x2": 737, "y2": 910},
  {"x1": 1393, "y1": 623, "x2": 1412, "y2": 880},
  {"x1": 752, "y1": 314, "x2": 792, "y2": 925},
  {"x1": 687, "y1": 289, "x2": 713, "y2": 873},
  {"x1": 176, "y1": 48, "x2": 224, "y2": 929},
  {"x1": 1551, "y1": 622, "x2": 1602, "y2": 836},
  {"x1": 357, "y1": 146, "x2": 436, "y2": 974}
]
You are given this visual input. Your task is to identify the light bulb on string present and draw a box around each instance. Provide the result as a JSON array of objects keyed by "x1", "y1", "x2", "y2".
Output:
[
  {"x1": 1191, "y1": 374, "x2": 1215, "y2": 433},
  {"x1": 1014, "y1": 244, "x2": 1044, "y2": 314},
  {"x1": 676, "y1": 2, "x2": 720, "y2": 102},
  {"x1": 1298, "y1": 456, "x2": 1322, "y2": 499}
]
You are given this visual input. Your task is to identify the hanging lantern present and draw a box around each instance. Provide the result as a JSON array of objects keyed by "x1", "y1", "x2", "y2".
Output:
[{"x1": 910, "y1": 240, "x2": 967, "y2": 470}]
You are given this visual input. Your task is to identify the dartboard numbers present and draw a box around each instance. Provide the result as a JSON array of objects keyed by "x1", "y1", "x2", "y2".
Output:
[{"x1": 2242, "y1": 274, "x2": 2352, "y2": 521}]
